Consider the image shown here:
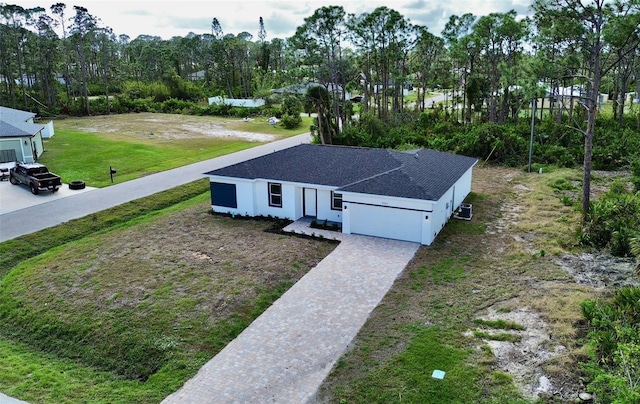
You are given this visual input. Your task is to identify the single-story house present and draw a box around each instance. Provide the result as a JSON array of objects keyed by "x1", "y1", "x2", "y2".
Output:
[
  {"x1": 188, "y1": 70, "x2": 206, "y2": 81},
  {"x1": 204, "y1": 144, "x2": 478, "y2": 245},
  {"x1": 208, "y1": 96, "x2": 266, "y2": 108},
  {"x1": 0, "y1": 106, "x2": 54, "y2": 163},
  {"x1": 271, "y1": 82, "x2": 350, "y2": 100}
]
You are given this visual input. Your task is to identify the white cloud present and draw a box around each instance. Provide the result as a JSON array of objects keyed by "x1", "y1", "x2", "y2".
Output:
[{"x1": 13, "y1": 0, "x2": 535, "y2": 40}]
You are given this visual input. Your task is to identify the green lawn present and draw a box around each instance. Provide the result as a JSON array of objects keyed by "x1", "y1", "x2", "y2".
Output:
[
  {"x1": 39, "y1": 132, "x2": 257, "y2": 187},
  {"x1": 39, "y1": 113, "x2": 314, "y2": 187}
]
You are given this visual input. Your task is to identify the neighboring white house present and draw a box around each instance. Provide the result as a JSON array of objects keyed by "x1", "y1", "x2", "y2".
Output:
[
  {"x1": 204, "y1": 144, "x2": 478, "y2": 245},
  {"x1": 0, "y1": 106, "x2": 54, "y2": 163},
  {"x1": 271, "y1": 82, "x2": 351, "y2": 100},
  {"x1": 188, "y1": 70, "x2": 206, "y2": 81},
  {"x1": 208, "y1": 96, "x2": 266, "y2": 108}
]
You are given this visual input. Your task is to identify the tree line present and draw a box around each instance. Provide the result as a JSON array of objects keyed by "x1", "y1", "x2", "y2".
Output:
[
  {"x1": 1, "y1": 2, "x2": 638, "y2": 121},
  {"x1": 1, "y1": 1, "x2": 639, "y2": 214}
]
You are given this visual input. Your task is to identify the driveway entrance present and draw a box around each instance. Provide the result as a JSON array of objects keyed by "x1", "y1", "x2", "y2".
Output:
[{"x1": 162, "y1": 222, "x2": 419, "y2": 403}]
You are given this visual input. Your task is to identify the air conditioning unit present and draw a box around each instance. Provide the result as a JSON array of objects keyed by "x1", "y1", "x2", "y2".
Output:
[{"x1": 454, "y1": 203, "x2": 473, "y2": 220}]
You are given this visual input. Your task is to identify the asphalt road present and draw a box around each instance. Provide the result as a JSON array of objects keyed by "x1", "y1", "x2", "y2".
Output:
[{"x1": 0, "y1": 133, "x2": 311, "y2": 243}]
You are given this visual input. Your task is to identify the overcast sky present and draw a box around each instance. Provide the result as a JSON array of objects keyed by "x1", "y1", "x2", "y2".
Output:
[{"x1": 13, "y1": 0, "x2": 535, "y2": 41}]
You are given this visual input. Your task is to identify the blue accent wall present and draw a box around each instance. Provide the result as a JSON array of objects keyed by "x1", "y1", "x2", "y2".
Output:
[{"x1": 211, "y1": 182, "x2": 237, "y2": 208}]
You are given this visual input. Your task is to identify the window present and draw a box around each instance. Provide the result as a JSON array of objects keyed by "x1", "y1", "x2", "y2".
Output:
[
  {"x1": 268, "y1": 182, "x2": 282, "y2": 207},
  {"x1": 211, "y1": 182, "x2": 237, "y2": 208},
  {"x1": 331, "y1": 191, "x2": 343, "y2": 210}
]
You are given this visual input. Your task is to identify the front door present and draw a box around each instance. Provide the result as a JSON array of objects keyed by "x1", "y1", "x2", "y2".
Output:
[{"x1": 303, "y1": 188, "x2": 317, "y2": 217}]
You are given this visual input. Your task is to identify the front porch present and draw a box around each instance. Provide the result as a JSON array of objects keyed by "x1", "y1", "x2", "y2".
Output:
[{"x1": 284, "y1": 217, "x2": 345, "y2": 241}]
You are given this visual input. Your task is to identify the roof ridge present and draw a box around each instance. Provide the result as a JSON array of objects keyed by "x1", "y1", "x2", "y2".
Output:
[
  {"x1": 333, "y1": 147, "x2": 408, "y2": 187},
  {"x1": 310, "y1": 143, "x2": 389, "y2": 152},
  {"x1": 339, "y1": 165, "x2": 403, "y2": 189}
]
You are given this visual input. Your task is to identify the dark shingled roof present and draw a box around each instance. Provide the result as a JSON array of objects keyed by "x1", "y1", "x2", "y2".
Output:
[
  {"x1": 0, "y1": 121, "x2": 35, "y2": 137},
  {"x1": 204, "y1": 144, "x2": 477, "y2": 201},
  {"x1": 0, "y1": 106, "x2": 44, "y2": 138}
]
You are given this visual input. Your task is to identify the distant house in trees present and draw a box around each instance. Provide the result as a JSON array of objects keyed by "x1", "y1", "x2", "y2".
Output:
[
  {"x1": 208, "y1": 96, "x2": 265, "y2": 108},
  {"x1": 271, "y1": 82, "x2": 350, "y2": 100},
  {"x1": 188, "y1": 70, "x2": 206, "y2": 81}
]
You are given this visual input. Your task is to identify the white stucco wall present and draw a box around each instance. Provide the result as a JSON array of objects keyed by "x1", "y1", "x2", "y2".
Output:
[
  {"x1": 253, "y1": 181, "x2": 342, "y2": 221},
  {"x1": 453, "y1": 166, "x2": 474, "y2": 209},
  {"x1": 430, "y1": 190, "x2": 452, "y2": 239},
  {"x1": 316, "y1": 188, "x2": 342, "y2": 223},
  {"x1": 208, "y1": 163, "x2": 474, "y2": 245},
  {"x1": 254, "y1": 181, "x2": 299, "y2": 219},
  {"x1": 207, "y1": 177, "x2": 255, "y2": 216},
  {"x1": 208, "y1": 176, "x2": 343, "y2": 222}
]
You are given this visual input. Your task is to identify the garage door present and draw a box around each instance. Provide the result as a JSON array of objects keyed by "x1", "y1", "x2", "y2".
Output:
[{"x1": 349, "y1": 204, "x2": 423, "y2": 243}]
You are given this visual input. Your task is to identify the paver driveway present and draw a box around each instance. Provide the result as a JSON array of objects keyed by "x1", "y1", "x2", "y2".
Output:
[{"x1": 162, "y1": 221, "x2": 419, "y2": 403}]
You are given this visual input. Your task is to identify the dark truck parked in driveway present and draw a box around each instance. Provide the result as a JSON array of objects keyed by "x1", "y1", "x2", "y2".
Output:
[{"x1": 9, "y1": 162, "x2": 62, "y2": 194}]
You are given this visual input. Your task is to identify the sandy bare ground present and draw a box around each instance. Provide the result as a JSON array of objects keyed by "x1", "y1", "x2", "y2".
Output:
[
  {"x1": 55, "y1": 113, "x2": 278, "y2": 142},
  {"x1": 466, "y1": 169, "x2": 638, "y2": 401}
]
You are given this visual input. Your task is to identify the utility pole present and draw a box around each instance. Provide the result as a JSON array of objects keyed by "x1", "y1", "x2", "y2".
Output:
[{"x1": 528, "y1": 98, "x2": 537, "y2": 173}]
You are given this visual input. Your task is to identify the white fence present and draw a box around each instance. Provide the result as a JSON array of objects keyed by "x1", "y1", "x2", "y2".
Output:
[
  {"x1": 208, "y1": 97, "x2": 265, "y2": 108},
  {"x1": 41, "y1": 121, "x2": 55, "y2": 138}
]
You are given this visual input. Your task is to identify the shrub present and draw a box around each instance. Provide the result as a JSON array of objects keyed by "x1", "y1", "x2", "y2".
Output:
[
  {"x1": 632, "y1": 160, "x2": 640, "y2": 193},
  {"x1": 281, "y1": 95, "x2": 302, "y2": 117},
  {"x1": 160, "y1": 98, "x2": 191, "y2": 113},
  {"x1": 261, "y1": 106, "x2": 281, "y2": 118},
  {"x1": 580, "y1": 288, "x2": 640, "y2": 403},
  {"x1": 280, "y1": 113, "x2": 302, "y2": 129},
  {"x1": 609, "y1": 178, "x2": 631, "y2": 195},
  {"x1": 581, "y1": 184, "x2": 640, "y2": 256}
]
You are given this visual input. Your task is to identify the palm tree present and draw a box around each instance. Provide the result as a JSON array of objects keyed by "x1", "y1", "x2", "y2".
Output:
[{"x1": 307, "y1": 85, "x2": 335, "y2": 144}]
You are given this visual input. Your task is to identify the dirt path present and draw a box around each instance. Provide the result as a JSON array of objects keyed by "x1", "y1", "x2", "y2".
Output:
[{"x1": 472, "y1": 169, "x2": 637, "y2": 401}]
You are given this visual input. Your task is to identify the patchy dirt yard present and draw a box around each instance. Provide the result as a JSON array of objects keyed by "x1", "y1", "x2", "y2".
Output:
[
  {"x1": 28, "y1": 202, "x2": 336, "y2": 326},
  {"x1": 4, "y1": 197, "x2": 338, "y2": 384},
  {"x1": 317, "y1": 165, "x2": 638, "y2": 403},
  {"x1": 54, "y1": 113, "x2": 279, "y2": 142}
]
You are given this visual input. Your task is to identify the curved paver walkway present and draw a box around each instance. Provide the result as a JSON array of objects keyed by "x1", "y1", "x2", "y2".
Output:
[
  {"x1": 0, "y1": 133, "x2": 311, "y2": 242},
  {"x1": 162, "y1": 221, "x2": 419, "y2": 403}
]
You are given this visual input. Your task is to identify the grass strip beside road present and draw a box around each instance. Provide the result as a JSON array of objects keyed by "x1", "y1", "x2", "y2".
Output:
[{"x1": 0, "y1": 179, "x2": 210, "y2": 277}]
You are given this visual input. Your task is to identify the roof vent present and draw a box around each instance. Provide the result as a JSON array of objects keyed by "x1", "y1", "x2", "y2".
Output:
[{"x1": 414, "y1": 153, "x2": 419, "y2": 159}]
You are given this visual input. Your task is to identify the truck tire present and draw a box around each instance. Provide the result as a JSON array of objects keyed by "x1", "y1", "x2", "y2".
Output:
[
  {"x1": 69, "y1": 181, "x2": 86, "y2": 190},
  {"x1": 52, "y1": 187, "x2": 59, "y2": 192},
  {"x1": 30, "y1": 184, "x2": 39, "y2": 195},
  {"x1": 9, "y1": 176, "x2": 18, "y2": 185}
]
